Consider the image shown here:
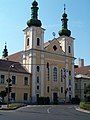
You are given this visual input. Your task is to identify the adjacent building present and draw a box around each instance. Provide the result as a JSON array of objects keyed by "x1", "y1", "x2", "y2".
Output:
[
  {"x1": 0, "y1": 59, "x2": 31, "y2": 103},
  {"x1": 75, "y1": 59, "x2": 90, "y2": 100}
]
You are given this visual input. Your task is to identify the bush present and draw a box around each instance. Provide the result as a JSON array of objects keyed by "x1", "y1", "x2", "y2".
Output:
[
  {"x1": 37, "y1": 97, "x2": 50, "y2": 105},
  {"x1": 71, "y1": 96, "x2": 80, "y2": 104},
  {"x1": 80, "y1": 102, "x2": 90, "y2": 111},
  {"x1": 85, "y1": 96, "x2": 90, "y2": 102}
]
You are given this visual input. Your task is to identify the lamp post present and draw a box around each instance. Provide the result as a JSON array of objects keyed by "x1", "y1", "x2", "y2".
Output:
[
  {"x1": 65, "y1": 88, "x2": 68, "y2": 103},
  {"x1": 7, "y1": 64, "x2": 14, "y2": 108}
]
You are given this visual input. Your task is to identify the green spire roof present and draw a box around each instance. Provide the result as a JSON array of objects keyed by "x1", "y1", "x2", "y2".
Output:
[
  {"x1": 27, "y1": 0, "x2": 42, "y2": 27},
  {"x1": 59, "y1": 4, "x2": 71, "y2": 37},
  {"x1": 2, "y1": 42, "x2": 8, "y2": 58}
]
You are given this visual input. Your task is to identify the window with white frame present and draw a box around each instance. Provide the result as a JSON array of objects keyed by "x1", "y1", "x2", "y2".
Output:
[
  {"x1": 53, "y1": 67, "x2": 57, "y2": 81},
  {"x1": 37, "y1": 85, "x2": 39, "y2": 90},
  {"x1": 12, "y1": 75, "x2": 16, "y2": 84},
  {"x1": 61, "y1": 87, "x2": 63, "y2": 93},
  {"x1": 11, "y1": 93, "x2": 15, "y2": 101},
  {"x1": 37, "y1": 76, "x2": 39, "y2": 83},
  {"x1": 37, "y1": 38, "x2": 40, "y2": 46},
  {"x1": 69, "y1": 79, "x2": 71, "y2": 85},
  {"x1": 24, "y1": 77, "x2": 28, "y2": 85},
  {"x1": 61, "y1": 69, "x2": 63, "y2": 82},
  {"x1": 84, "y1": 83, "x2": 86, "y2": 89},
  {"x1": 47, "y1": 86, "x2": 50, "y2": 93},
  {"x1": 27, "y1": 38, "x2": 29, "y2": 46},
  {"x1": 37, "y1": 66, "x2": 40, "y2": 72},
  {"x1": 47, "y1": 62, "x2": 49, "y2": 81},
  {"x1": 24, "y1": 93, "x2": 28, "y2": 101},
  {"x1": 0, "y1": 75, "x2": 5, "y2": 84}
]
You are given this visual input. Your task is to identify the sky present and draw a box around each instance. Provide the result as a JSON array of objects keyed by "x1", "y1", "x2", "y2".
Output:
[{"x1": 0, "y1": 0, "x2": 90, "y2": 65}]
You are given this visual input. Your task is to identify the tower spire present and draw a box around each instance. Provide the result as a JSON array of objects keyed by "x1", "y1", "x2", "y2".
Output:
[
  {"x1": 27, "y1": 0, "x2": 42, "y2": 27},
  {"x1": 58, "y1": 4, "x2": 71, "y2": 37},
  {"x1": 2, "y1": 42, "x2": 8, "y2": 58}
]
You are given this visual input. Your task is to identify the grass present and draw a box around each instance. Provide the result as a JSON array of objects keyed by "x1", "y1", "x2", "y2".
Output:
[{"x1": 80, "y1": 102, "x2": 90, "y2": 111}]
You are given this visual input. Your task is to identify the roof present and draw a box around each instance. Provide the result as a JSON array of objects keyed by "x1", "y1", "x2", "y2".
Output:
[
  {"x1": 6, "y1": 51, "x2": 23, "y2": 63},
  {"x1": 75, "y1": 66, "x2": 90, "y2": 77},
  {"x1": 0, "y1": 59, "x2": 30, "y2": 74},
  {"x1": 44, "y1": 41, "x2": 50, "y2": 48}
]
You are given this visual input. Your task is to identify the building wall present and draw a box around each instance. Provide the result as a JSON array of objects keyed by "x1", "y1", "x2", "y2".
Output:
[{"x1": 0, "y1": 71, "x2": 31, "y2": 103}]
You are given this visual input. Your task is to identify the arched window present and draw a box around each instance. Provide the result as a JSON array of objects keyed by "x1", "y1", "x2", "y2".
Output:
[
  {"x1": 27, "y1": 38, "x2": 29, "y2": 46},
  {"x1": 37, "y1": 76, "x2": 39, "y2": 83},
  {"x1": 53, "y1": 67, "x2": 57, "y2": 81},
  {"x1": 68, "y1": 46, "x2": 71, "y2": 53},
  {"x1": 47, "y1": 86, "x2": 50, "y2": 93},
  {"x1": 61, "y1": 69, "x2": 63, "y2": 82},
  {"x1": 47, "y1": 62, "x2": 49, "y2": 80},
  {"x1": 37, "y1": 38, "x2": 40, "y2": 46},
  {"x1": 37, "y1": 66, "x2": 40, "y2": 72}
]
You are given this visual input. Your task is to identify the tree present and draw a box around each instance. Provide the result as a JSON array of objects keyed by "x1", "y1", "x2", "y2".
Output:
[
  {"x1": 0, "y1": 90, "x2": 7, "y2": 102},
  {"x1": 84, "y1": 84, "x2": 90, "y2": 102},
  {"x1": 84, "y1": 84, "x2": 90, "y2": 94}
]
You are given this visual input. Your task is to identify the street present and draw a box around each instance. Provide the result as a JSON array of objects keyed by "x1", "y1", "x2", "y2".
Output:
[{"x1": 0, "y1": 105, "x2": 90, "y2": 120}]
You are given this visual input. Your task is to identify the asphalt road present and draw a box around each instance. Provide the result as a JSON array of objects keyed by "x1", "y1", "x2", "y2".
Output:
[{"x1": 0, "y1": 105, "x2": 90, "y2": 120}]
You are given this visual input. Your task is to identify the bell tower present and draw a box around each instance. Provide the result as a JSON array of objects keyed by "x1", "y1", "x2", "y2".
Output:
[
  {"x1": 58, "y1": 4, "x2": 75, "y2": 100},
  {"x1": 23, "y1": 0, "x2": 45, "y2": 103}
]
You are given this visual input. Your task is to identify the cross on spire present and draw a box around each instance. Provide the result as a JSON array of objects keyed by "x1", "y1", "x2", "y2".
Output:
[{"x1": 64, "y1": 4, "x2": 66, "y2": 13}]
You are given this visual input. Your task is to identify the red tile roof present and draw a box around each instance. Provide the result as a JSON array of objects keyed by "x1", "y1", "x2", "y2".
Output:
[{"x1": 75, "y1": 66, "x2": 90, "y2": 77}]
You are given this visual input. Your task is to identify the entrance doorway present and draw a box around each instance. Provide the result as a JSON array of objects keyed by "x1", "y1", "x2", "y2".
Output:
[{"x1": 53, "y1": 92, "x2": 58, "y2": 104}]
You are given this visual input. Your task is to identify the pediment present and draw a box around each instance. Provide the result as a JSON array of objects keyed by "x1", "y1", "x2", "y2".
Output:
[{"x1": 45, "y1": 39, "x2": 64, "y2": 54}]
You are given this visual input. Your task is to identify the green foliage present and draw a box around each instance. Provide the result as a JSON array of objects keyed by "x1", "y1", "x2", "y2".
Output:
[
  {"x1": 71, "y1": 96, "x2": 80, "y2": 104},
  {"x1": 85, "y1": 96, "x2": 90, "y2": 102},
  {"x1": 8, "y1": 103, "x2": 25, "y2": 110},
  {"x1": 80, "y1": 102, "x2": 90, "y2": 111},
  {"x1": 0, "y1": 90, "x2": 7, "y2": 99},
  {"x1": 37, "y1": 97, "x2": 50, "y2": 105},
  {"x1": 85, "y1": 84, "x2": 90, "y2": 94}
]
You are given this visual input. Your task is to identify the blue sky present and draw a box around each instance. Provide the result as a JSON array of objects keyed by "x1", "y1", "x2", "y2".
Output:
[{"x1": 0, "y1": 0, "x2": 90, "y2": 65}]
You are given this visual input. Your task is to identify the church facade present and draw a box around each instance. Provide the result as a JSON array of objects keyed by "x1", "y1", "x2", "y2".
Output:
[
  {"x1": 1, "y1": 0, "x2": 75, "y2": 103},
  {"x1": 22, "y1": 0, "x2": 75, "y2": 103}
]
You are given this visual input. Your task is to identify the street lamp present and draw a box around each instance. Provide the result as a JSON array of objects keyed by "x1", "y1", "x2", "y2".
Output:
[
  {"x1": 7, "y1": 64, "x2": 14, "y2": 108},
  {"x1": 65, "y1": 88, "x2": 68, "y2": 103}
]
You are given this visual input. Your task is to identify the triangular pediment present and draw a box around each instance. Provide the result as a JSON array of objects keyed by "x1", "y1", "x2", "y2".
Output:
[{"x1": 44, "y1": 39, "x2": 64, "y2": 54}]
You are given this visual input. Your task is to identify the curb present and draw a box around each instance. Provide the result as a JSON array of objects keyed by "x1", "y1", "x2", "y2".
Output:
[{"x1": 76, "y1": 107, "x2": 90, "y2": 114}]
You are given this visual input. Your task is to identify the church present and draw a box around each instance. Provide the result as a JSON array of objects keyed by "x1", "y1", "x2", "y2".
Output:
[{"x1": 2, "y1": 0, "x2": 75, "y2": 103}]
